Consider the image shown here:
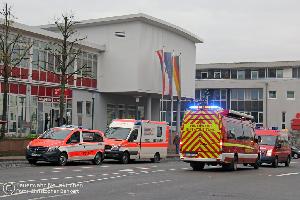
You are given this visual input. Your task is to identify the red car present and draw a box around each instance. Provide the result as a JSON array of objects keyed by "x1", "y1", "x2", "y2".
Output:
[{"x1": 256, "y1": 130, "x2": 291, "y2": 167}]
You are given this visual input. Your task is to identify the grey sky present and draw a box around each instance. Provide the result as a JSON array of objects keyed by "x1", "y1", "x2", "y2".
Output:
[{"x1": 5, "y1": 0, "x2": 300, "y2": 64}]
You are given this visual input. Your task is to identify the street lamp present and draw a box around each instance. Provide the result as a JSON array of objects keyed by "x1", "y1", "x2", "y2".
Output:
[{"x1": 135, "y1": 96, "x2": 141, "y2": 120}]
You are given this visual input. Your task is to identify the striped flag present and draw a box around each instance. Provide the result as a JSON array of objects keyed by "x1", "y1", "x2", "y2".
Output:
[
  {"x1": 156, "y1": 50, "x2": 169, "y2": 96},
  {"x1": 172, "y1": 55, "x2": 181, "y2": 98},
  {"x1": 164, "y1": 52, "x2": 173, "y2": 96}
]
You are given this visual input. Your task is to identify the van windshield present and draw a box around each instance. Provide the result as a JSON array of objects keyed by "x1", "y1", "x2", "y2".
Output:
[
  {"x1": 105, "y1": 127, "x2": 131, "y2": 140},
  {"x1": 39, "y1": 129, "x2": 71, "y2": 140},
  {"x1": 259, "y1": 135, "x2": 277, "y2": 145}
]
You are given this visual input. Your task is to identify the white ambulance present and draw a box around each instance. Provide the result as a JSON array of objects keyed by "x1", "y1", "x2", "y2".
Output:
[{"x1": 104, "y1": 119, "x2": 169, "y2": 164}]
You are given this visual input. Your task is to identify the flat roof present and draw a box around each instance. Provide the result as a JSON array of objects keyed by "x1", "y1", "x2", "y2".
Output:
[
  {"x1": 197, "y1": 61, "x2": 300, "y2": 69},
  {"x1": 40, "y1": 13, "x2": 203, "y2": 44},
  {"x1": 2, "y1": 20, "x2": 106, "y2": 52}
]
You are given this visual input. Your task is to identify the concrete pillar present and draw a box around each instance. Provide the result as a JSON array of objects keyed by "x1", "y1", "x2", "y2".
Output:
[{"x1": 146, "y1": 95, "x2": 152, "y2": 120}]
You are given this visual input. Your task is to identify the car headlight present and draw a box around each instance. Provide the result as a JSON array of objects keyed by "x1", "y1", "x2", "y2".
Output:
[
  {"x1": 111, "y1": 145, "x2": 121, "y2": 151},
  {"x1": 26, "y1": 145, "x2": 30, "y2": 150},
  {"x1": 48, "y1": 146, "x2": 60, "y2": 152}
]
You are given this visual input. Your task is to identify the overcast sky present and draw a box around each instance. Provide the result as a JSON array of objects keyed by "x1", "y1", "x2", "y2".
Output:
[{"x1": 5, "y1": 0, "x2": 300, "y2": 64}]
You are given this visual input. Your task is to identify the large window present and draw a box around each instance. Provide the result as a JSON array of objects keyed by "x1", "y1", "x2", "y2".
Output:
[
  {"x1": 77, "y1": 101, "x2": 83, "y2": 114},
  {"x1": 251, "y1": 71, "x2": 258, "y2": 79},
  {"x1": 276, "y1": 69, "x2": 283, "y2": 78},
  {"x1": 77, "y1": 51, "x2": 98, "y2": 78},
  {"x1": 86, "y1": 101, "x2": 91, "y2": 115}
]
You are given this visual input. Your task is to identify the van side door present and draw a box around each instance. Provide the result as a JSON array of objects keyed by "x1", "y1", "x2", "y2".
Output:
[
  {"x1": 82, "y1": 131, "x2": 104, "y2": 159},
  {"x1": 127, "y1": 127, "x2": 141, "y2": 159},
  {"x1": 65, "y1": 131, "x2": 84, "y2": 160}
]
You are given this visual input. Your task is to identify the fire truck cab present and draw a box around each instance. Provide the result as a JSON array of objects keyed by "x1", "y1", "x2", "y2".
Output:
[
  {"x1": 180, "y1": 106, "x2": 260, "y2": 171},
  {"x1": 104, "y1": 119, "x2": 169, "y2": 164}
]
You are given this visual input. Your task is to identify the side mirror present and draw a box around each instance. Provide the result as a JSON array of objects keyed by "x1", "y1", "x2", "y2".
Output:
[
  {"x1": 254, "y1": 138, "x2": 259, "y2": 143},
  {"x1": 276, "y1": 143, "x2": 282, "y2": 148}
]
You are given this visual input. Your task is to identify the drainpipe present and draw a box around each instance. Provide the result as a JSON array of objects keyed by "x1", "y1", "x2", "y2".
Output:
[{"x1": 265, "y1": 82, "x2": 268, "y2": 128}]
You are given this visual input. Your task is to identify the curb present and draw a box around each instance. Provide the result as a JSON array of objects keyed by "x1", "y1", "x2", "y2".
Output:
[{"x1": 0, "y1": 160, "x2": 29, "y2": 169}]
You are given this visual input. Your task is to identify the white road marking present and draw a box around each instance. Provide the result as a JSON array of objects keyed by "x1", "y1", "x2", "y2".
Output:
[
  {"x1": 128, "y1": 172, "x2": 135, "y2": 174},
  {"x1": 110, "y1": 177, "x2": 115, "y2": 179},
  {"x1": 87, "y1": 175, "x2": 95, "y2": 177},
  {"x1": 76, "y1": 176, "x2": 83, "y2": 178},
  {"x1": 152, "y1": 181, "x2": 158, "y2": 184},
  {"x1": 73, "y1": 169, "x2": 81, "y2": 172},
  {"x1": 276, "y1": 172, "x2": 300, "y2": 177},
  {"x1": 18, "y1": 181, "x2": 26, "y2": 183},
  {"x1": 102, "y1": 174, "x2": 109, "y2": 176},
  {"x1": 83, "y1": 180, "x2": 90, "y2": 183},
  {"x1": 52, "y1": 171, "x2": 61, "y2": 173},
  {"x1": 122, "y1": 175, "x2": 127, "y2": 177},
  {"x1": 50, "y1": 178, "x2": 59, "y2": 180},
  {"x1": 119, "y1": 169, "x2": 133, "y2": 172},
  {"x1": 136, "y1": 167, "x2": 150, "y2": 170},
  {"x1": 101, "y1": 166, "x2": 109, "y2": 168},
  {"x1": 157, "y1": 169, "x2": 165, "y2": 172},
  {"x1": 53, "y1": 168, "x2": 64, "y2": 170},
  {"x1": 103, "y1": 177, "x2": 108, "y2": 180},
  {"x1": 113, "y1": 173, "x2": 119, "y2": 175},
  {"x1": 169, "y1": 169, "x2": 176, "y2": 171},
  {"x1": 90, "y1": 180, "x2": 95, "y2": 182},
  {"x1": 291, "y1": 162, "x2": 298, "y2": 164},
  {"x1": 81, "y1": 166, "x2": 92, "y2": 169},
  {"x1": 64, "y1": 177, "x2": 73, "y2": 179},
  {"x1": 28, "y1": 180, "x2": 35, "y2": 182},
  {"x1": 116, "y1": 176, "x2": 121, "y2": 178},
  {"x1": 151, "y1": 165, "x2": 157, "y2": 168},
  {"x1": 40, "y1": 179, "x2": 48, "y2": 181},
  {"x1": 39, "y1": 172, "x2": 45, "y2": 174},
  {"x1": 181, "y1": 168, "x2": 189, "y2": 170},
  {"x1": 141, "y1": 171, "x2": 149, "y2": 173},
  {"x1": 77, "y1": 181, "x2": 83, "y2": 184},
  {"x1": 135, "y1": 173, "x2": 140, "y2": 175},
  {"x1": 97, "y1": 178, "x2": 102, "y2": 181},
  {"x1": 268, "y1": 175, "x2": 272, "y2": 177}
]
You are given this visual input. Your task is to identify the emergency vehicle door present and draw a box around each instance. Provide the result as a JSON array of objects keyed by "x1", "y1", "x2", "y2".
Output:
[
  {"x1": 82, "y1": 131, "x2": 104, "y2": 159},
  {"x1": 128, "y1": 127, "x2": 141, "y2": 159},
  {"x1": 66, "y1": 131, "x2": 85, "y2": 160}
]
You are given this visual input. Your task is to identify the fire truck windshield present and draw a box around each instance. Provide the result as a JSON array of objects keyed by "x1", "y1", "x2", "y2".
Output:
[
  {"x1": 105, "y1": 127, "x2": 131, "y2": 140},
  {"x1": 259, "y1": 135, "x2": 277, "y2": 145}
]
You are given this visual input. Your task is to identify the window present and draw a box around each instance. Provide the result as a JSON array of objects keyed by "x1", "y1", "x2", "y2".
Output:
[
  {"x1": 214, "y1": 72, "x2": 221, "y2": 79},
  {"x1": 276, "y1": 69, "x2": 283, "y2": 78},
  {"x1": 77, "y1": 101, "x2": 83, "y2": 114},
  {"x1": 243, "y1": 125, "x2": 254, "y2": 140},
  {"x1": 282, "y1": 112, "x2": 286, "y2": 123},
  {"x1": 282, "y1": 124, "x2": 286, "y2": 129},
  {"x1": 268, "y1": 91, "x2": 277, "y2": 99},
  {"x1": 221, "y1": 69, "x2": 230, "y2": 79},
  {"x1": 237, "y1": 70, "x2": 245, "y2": 80},
  {"x1": 225, "y1": 120, "x2": 236, "y2": 139},
  {"x1": 268, "y1": 68, "x2": 276, "y2": 78},
  {"x1": 287, "y1": 91, "x2": 295, "y2": 99},
  {"x1": 258, "y1": 68, "x2": 266, "y2": 78},
  {"x1": 67, "y1": 131, "x2": 80, "y2": 144},
  {"x1": 201, "y1": 72, "x2": 208, "y2": 79},
  {"x1": 157, "y1": 127, "x2": 162, "y2": 137},
  {"x1": 83, "y1": 132, "x2": 103, "y2": 142},
  {"x1": 86, "y1": 101, "x2": 91, "y2": 115},
  {"x1": 251, "y1": 71, "x2": 258, "y2": 79},
  {"x1": 231, "y1": 69, "x2": 237, "y2": 79}
]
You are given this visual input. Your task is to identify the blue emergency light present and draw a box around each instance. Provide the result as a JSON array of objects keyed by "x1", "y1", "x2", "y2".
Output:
[{"x1": 189, "y1": 105, "x2": 222, "y2": 110}]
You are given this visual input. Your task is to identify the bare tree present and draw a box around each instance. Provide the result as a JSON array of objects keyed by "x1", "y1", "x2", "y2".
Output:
[
  {"x1": 50, "y1": 14, "x2": 88, "y2": 126},
  {"x1": 0, "y1": 3, "x2": 32, "y2": 139}
]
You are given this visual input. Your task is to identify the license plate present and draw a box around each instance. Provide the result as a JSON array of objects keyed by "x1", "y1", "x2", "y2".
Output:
[{"x1": 31, "y1": 153, "x2": 41, "y2": 157}]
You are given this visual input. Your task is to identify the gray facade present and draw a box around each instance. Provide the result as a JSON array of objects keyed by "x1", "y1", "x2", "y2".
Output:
[{"x1": 196, "y1": 61, "x2": 300, "y2": 130}]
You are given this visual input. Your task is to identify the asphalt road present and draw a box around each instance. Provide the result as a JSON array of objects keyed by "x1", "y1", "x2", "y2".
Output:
[{"x1": 0, "y1": 159, "x2": 299, "y2": 200}]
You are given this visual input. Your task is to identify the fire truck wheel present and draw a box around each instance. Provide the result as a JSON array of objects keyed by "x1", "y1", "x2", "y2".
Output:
[
  {"x1": 120, "y1": 152, "x2": 130, "y2": 164},
  {"x1": 285, "y1": 156, "x2": 291, "y2": 167},
  {"x1": 58, "y1": 153, "x2": 68, "y2": 166},
  {"x1": 151, "y1": 153, "x2": 160, "y2": 163},
  {"x1": 253, "y1": 158, "x2": 260, "y2": 169},
  {"x1": 243, "y1": 163, "x2": 248, "y2": 167},
  {"x1": 272, "y1": 156, "x2": 279, "y2": 168},
  {"x1": 92, "y1": 152, "x2": 103, "y2": 165},
  {"x1": 229, "y1": 156, "x2": 238, "y2": 171},
  {"x1": 190, "y1": 162, "x2": 205, "y2": 171}
]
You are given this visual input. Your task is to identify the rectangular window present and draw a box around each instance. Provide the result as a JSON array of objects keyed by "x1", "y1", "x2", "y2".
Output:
[
  {"x1": 214, "y1": 72, "x2": 221, "y2": 79},
  {"x1": 251, "y1": 71, "x2": 258, "y2": 79},
  {"x1": 157, "y1": 127, "x2": 162, "y2": 137},
  {"x1": 268, "y1": 68, "x2": 276, "y2": 78},
  {"x1": 237, "y1": 70, "x2": 245, "y2": 80},
  {"x1": 282, "y1": 124, "x2": 286, "y2": 129},
  {"x1": 221, "y1": 69, "x2": 230, "y2": 79},
  {"x1": 237, "y1": 89, "x2": 245, "y2": 100},
  {"x1": 258, "y1": 68, "x2": 266, "y2": 78},
  {"x1": 86, "y1": 101, "x2": 91, "y2": 115},
  {"x1": 201, "y1": 72, "x2": 208, "y2": 79},
  {"x1": 287, "y1": 91, "x2": 295, "y2": 99},
  {"x1": 282, "y1": 112, "x2": 286, "y2": 123},
  {"x1": 258, "y1": 112, "x2": 263, "y2": 123},
  {"x1": 292, "y1": 67, "x2": 298, "y2": 78},
  {"x1": 268, "y1": 91, "x2": 277, "y2": 99},
  {"x1": 231, "y1": 69, "x2": 237, "y2": 79},
  {"x1": 195, "y1": 70, "x2": 201, "y2": 79},
  {"x1": 77, "y1": 101, "x2": 83, "y2": 114},
  {"x1": 276, "y1": 69, "x2": 283, "y2": 78}
]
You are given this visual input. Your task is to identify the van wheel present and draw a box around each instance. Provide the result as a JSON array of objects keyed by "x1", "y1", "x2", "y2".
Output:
[
  {"x1": 272, "y1": 156, "x2": 278, "y2": 168},
  {"x1": 120, "y1": 152, "x2": 130, "y2": 164},
  {"x1": 28, "y1": 160, "x2": 37, "y2": 165},
  {"x1": 151, "y1": 153, "x2": 160, "y2": 163},
  {"x1": 58, "y1": 153, "x2": 68, "y2": 166},
  {"x1": 243, "y1": 163, "x2": 248, "y2": 167},
  {"x1": 190, "y1": 162, "x2": 205, "y2": 171},
  {"x1": 285, "y1": 156, "x2": 291, "y2": 167},
  {"x1": 92, "y1": 152, "x2": 103, "y2": 165},
  {"x1": 229, "y1": 156, "x2": 238, "y2": 171}
]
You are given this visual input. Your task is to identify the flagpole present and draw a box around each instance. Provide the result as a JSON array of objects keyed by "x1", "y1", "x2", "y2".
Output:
[
  {"x1": 169, "y1": 50, "x2": 174, "y2": 144},
  {"x1": 160, "y1": 47, "x2": 165, "y2": 122},
  {"x1": 176, "y1": 53, "x2": 182, "y2": 136}
]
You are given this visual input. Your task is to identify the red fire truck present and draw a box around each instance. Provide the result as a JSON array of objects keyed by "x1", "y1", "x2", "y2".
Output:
[{"x1": 180, "y1": 106, "x2": 260, "y2": 171}]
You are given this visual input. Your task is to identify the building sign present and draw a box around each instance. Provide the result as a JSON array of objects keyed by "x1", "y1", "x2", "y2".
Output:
[
  {"x1": 38, "y1": 97, "x2": 52, "y2": 102},
  {"x1": 54, "y1": 88, "x2": 72, "y2": 97}
]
